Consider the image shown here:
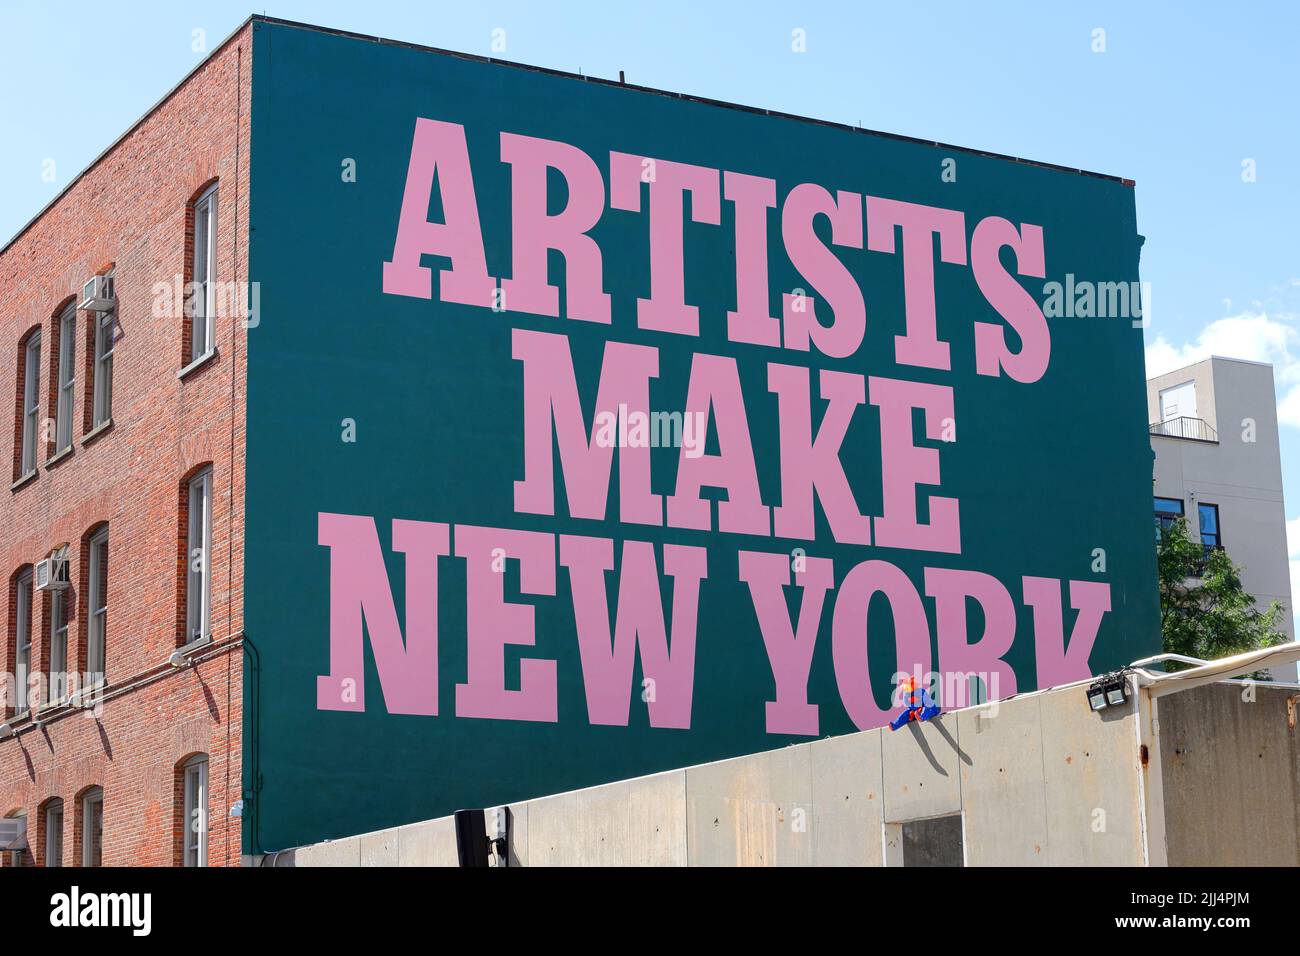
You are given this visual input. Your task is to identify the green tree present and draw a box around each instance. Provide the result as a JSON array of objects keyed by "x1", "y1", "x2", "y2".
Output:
[{"x1": 1157, "y1": 516, "x2": 1287, "y2": 673}]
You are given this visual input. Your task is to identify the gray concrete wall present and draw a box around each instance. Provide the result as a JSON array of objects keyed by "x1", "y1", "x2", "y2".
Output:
[
  {"x1": 1158, "y1": 682, "x2": 1300, "y2": 866},
  {"x1": 277, "y1": 682, "x2": 1147, "y2": 866},
  {"x1": 291, "y1": 815, "x2": 459, "y2": 867},
  {"x1": 526, "y1": 769, "x2": 687, "y2": 866}
]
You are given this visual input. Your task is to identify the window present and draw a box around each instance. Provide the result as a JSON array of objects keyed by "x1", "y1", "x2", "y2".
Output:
[
  {"x1": 80, "y1": 788, "x2": 103, "y2": 867},
  {"x1": 1198, "y1": 503, "x2": 1221, "y2": 550},
  {"x1": 14, "y1": 569, "x2": 32, "y2": 716},
  {"x1": 1158, "y1": 380, "x2": 1197, "y2": 422},
  {"x1": 55, "y1": 304, "x2": 76, "y2": 452},
  {"x1": 49, "y1": 580, "x2": 69, "y2": 703},
  {"x1": 87, "y1": 528, "x2": 108, "y2": 685},
  {"x1": 92, "y1": 303, "x2": 114, "y2": 428},
  {"x1": 20, "y1": 331, "x2": 41, "y2": 475},
  {"x1": 4, "y1": 810, "x2": 28, "y2": 867},
  {"x1": 43, "y1": 800, "x2": 63, "y2": 867},
  {"x1": 1154, "y1": 496, "x2": 1184, "y2": 539},
  {"x1": 191, "y1": 185, "x2": 217, "y2": 361},
  {"x1": 182, "y1": 755, "x2": 209, "y2": 867},
  {"x1": 186, "y1": 469, "x2": 212, "y2": 644}
]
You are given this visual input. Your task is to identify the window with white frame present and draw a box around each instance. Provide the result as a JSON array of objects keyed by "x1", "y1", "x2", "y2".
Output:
[
  {"x1": 87, "y1": 528, "x2": 108, "y2": 685},
  {"x1": 5, "y1": 810, "x2": 28, "y2": 867},
  {"x1": 49, "y1": 580, "x2": 69, "y2": 703},
  {"x1": 186, "y1": 469, "x2": 212, "y2": 644},
  {"x1": 92, "y1": 305, "x2": 114, "y2": 428},
  {"x1": 182, "y1": 754, "x2": 208, "y2": 867},
  {"x1": 14, "y1": 569, "x2": 33, "y2": 715},
  {"x1": 81, "y1": 788, "x2": 103, "y2": 867},
  {"x1": 55, "y1": 304, "x2": 75, "y2": 452},
  {"x1": 20, "y1": 331, "x2": 41, "y2": 475},
  {"x1": 44, "y1": 800, "x2": 63, "y2": 867},
  {"x1": 191, "y1": 185, "x2": 217, "y2": 361}
]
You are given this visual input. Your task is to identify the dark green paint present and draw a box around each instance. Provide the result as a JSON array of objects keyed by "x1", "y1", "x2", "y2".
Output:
[{"x1": 243, "y1": 21, "x2": 1157, "y2": 853}]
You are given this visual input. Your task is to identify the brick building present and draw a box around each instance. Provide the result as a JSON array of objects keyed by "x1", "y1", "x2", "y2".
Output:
[{"x1": 0, "y1": 24, "x2": 250, "y2": 866}]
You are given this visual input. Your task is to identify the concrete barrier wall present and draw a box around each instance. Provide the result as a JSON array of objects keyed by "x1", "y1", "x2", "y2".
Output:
[
  {"x1": 1037, "y1": 687, "x2": 1145, "y2": 865},
  {"x1": 1158, "y1": 682, "x2": 1300, "y2": 866},
  {"x1": 280, "y1": 681, "x2": 1148, "y2": 866},
  {"x1": 526, "y1": 769, "x2": 687, "y2": 866}
]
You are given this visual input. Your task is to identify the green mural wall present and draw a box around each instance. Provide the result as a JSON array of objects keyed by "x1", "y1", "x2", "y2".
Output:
[{"x1": 244, "y1": 20, "x2": 1158, "y2": 852}]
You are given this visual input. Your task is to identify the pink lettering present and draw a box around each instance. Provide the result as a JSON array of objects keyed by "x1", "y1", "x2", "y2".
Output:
[
  {"x1": 768, "y1": 363, "x2": 871, "y2": 545},
  {"x1": 666, "y1": 352, "x2": 769, "y2": 535},
  {"x1": 740, "y1": 549, "x2": 834, "y2": 735},
  {"x1": 869, "y1": 376, "x2": 960, "y2": 553},
  {"x1": 1023, "y1": 577, "x2": 1111, "y2": 687},
  {"x1": 455, "y1": 526, "x2": 558, "y2": 723},
  {"x1": 500, "y1": 132, "x2": 611, "y2": 323},
  {"x1": 610, "y1": 152, "x2": 720, "y2": 336},
  {"x1": 561, "y1": 535, "x2": 707, "y2": 728},
  {"x1": 971, "y1": 217, "x2": 1049, "y2": 383},
  {"x1": 316, "y1": 513, "x2": 448, "y2": 716},
  {"x1": 781, "y1": 184, "x2": 865, "y2": 358},
  {"x1": 513, "y1": 328, "x2": 661, "y2": 525},
  {"x1": 382, "y1": 118, "x2": 496, "y2": 306},
  {"x1": 832, "y1": 560, "x2": 932, "y2": 731},
  {"x1": 865, "y1": 196, "x2": 965, "y2": 370}
]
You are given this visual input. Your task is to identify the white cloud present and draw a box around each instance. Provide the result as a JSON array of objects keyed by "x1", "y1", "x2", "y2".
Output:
[
  {"x1": 1145, "y1": 308, "x2": 1300, "y2": 427},
  {"x1": 1279, "y1": 389, "x2": 1300, "y2": 429},
  {"x1": 1145, "y1": 310, "x2": 1297, "y2": 378},
  {"x1": 1290, "y1": 562, "x2": 1300, "y2": 652}
]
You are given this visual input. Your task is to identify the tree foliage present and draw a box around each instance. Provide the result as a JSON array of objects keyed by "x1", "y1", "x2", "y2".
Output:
[{"x1": 1157, "y1": 517, "x2": 1287, "y2": 672}]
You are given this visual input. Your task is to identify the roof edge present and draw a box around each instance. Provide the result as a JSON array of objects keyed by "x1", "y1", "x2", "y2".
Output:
[
  {"x1": 246, "y1": 15, "x2": 1133, "y2": 185},
  {"x1": 2, "y1": 13, "x2": 1135, "y2": 258},
  {"x1": 0, "y1": 16, "x2": 257, "y2": 258},
  {"x1": 1146, "y1": 354, "x2": 1276, "y2": 382}
]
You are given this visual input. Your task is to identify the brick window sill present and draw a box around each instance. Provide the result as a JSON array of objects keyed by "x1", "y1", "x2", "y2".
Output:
[
  {"x1": 10, "y1": 469, "x2": 37, "y2": 493},
  {"x1": 80, "y1": 418, "x2": 114, "y2": 448},
  {"x1": 178, "y1": 347, "x2": 219, "y2": 381},
  {"x1": 45, "y1": 445, "x2": 74, "y2": 468},
  {"x1": 180, "y1": 635, "x2": 212, "y2": 651}
]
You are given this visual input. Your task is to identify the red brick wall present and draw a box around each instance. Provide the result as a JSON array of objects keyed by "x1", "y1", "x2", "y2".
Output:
[{"x1": 0, "y1": 25, "x2": 250, "y2": 866}]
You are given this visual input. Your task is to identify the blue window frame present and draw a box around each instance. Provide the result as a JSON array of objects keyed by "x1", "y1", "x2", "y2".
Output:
[
  {"x1": 1198, "y1": 502, "x2": 1221, "y2": 550},
  {"x1": 1154, "y1": 497, "x2": 1184, "y2": 539}
]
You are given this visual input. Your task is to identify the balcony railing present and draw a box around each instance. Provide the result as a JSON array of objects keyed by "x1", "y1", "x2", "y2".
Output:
[
  {"x1": 1150, "y1": 416, "x2": 1218, "y2": 443},
  {"x1": 1189, "y1": 543, "x2": 1221, "y2": 577}
]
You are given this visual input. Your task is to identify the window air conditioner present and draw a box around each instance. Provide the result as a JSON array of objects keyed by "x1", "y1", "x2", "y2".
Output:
[
  {"x1": 35, "y1": 556, "x2": 69, "y2": 591},
  {"x1": 80, "y1": 274, "x2": 116, "y2": 311}
]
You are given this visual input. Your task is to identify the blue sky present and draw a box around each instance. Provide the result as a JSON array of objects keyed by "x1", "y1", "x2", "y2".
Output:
[{"x1": 4, "y1": 0, "x2": 1299, "y2": 596}]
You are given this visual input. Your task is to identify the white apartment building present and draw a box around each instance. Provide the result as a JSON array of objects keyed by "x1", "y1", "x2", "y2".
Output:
[{"x1": 1148, "y1": 356, "x2": 1296, "y2": 679}]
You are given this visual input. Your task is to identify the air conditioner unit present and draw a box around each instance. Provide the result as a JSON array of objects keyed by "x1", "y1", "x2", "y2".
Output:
[
  {"x1": 35, "y1": 556, "x2": 69, "y2": 591},
  {"x1": 80, "y1": 273, "x2": 116, "y2": 311}
]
